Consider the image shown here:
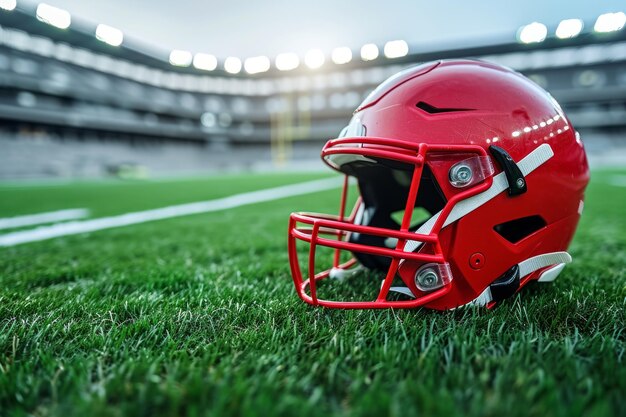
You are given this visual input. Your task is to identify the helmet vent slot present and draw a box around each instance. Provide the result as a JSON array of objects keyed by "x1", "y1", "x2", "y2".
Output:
[
  {"x1": 494, "y1": 215, "x2": 547, "y2": 243},
  {"x1": 416, "y1": 101, "x2": 474, "y2": 114}
]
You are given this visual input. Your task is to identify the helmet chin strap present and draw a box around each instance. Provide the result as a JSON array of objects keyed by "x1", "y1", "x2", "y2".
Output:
[
  {"x1": 466, "y1": 252, "x2": 572, "y2": 307},
  {"x1": 329, "y1": 264, "x2": 366, "y2": 280}
]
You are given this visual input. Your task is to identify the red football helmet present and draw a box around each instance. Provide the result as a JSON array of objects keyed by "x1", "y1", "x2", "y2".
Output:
[{"x1": 288, "y1": 59, "x2": 589, "y2": 310}]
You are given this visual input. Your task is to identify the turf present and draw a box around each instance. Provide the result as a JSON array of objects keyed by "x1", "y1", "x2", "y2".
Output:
[{"x1": 0, "y1": 170, "x2": 624, "y2": 417}]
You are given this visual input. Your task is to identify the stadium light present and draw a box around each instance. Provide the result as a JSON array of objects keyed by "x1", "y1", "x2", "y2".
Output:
[
  {"x1": 0, "y1": 0, "x2": 16, "y2": 11},
  {"x1": 193, "y1": 53, "x2": 217, "y2": 71},
  {"x1": 244, "y1": 56, "x2": 271, "y2": 74},
  {"x1": 555, "y1": 19, "x2": 583, "y2": 39},
  {"x1": 95, "y1": 24, "x2": 124, "y2": 46},
  {"x1": 275, "y1": 53, "x2": 299, "y2": 71},
  {"x1": 518, "y1": 22, "x2": 548, "y2": 44},
  {"x1": 383, "y1": 40, "x2": 409, "y2": 58},
  {"x1": 36, "y1": 3, "x2": 71, "y2": 29},
  {"x1": 224, "y1": 57, "x2": 242, "y2": 74},
  {"x1": 169, "y1": 50, "x2": 192, "y2": 67},
  {"x1": 331, "y1": 47, "x2": 352, "y2": 65},
  {"x1": 594, "y1": 12, "x2": 626, "y2": 33},
  {"x1": 360, "y1": 43, "x2": 379, "y2": 61},
  {"x1": 305, "y1": 49, "x2": 325, "y2": 69},
  {"x1": 304, "y1": 49, "x2": 326, "y2": 69}
]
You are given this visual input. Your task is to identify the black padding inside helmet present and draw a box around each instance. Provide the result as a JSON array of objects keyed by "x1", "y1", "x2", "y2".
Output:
[{"x1": 342, "y1": 159, "x2": 446, "y2": 271}]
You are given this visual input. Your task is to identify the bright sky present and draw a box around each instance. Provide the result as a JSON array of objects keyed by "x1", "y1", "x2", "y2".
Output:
[{"x1": 30, "y1": 0, "x2": 626, "y2": 58}]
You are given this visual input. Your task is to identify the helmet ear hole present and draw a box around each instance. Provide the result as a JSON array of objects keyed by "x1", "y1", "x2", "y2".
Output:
[{"x1": 494, "y1": 215, "x2": 547, "y2": 243}]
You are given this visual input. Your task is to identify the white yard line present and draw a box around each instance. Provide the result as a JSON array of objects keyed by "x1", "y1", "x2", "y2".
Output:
[
  {"x1": 0, "y1": 177, "x2": 341, "y2": 247},
  {"x1": 608, "y1": 175, "x2": 626, "y2": 187},
  {"x1": 0, "y1": 208, "x2": 90, "y2": 230}
]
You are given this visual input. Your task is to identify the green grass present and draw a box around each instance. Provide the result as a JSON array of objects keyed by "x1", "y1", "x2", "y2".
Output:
[{"x1": 0, "y1": 170, "x2": 624, "y2": 417}]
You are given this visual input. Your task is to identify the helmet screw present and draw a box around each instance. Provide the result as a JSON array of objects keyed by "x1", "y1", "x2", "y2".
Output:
[
  {"x1": 516, "y1": 178, "x2": 525, "y2": 188},
  {"x1": 449, "y1": 163, "x2": 474, "y2": 187},
  {"x1": 415, "y1": 267, "x2": 440, "y2": 291},
  {"x1": 469, "y1": 253, "x2": 485, "y2": 270}
]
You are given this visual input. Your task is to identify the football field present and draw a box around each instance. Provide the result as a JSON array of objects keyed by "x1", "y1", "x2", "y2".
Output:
[{"x1": 0, "y1": 169, "x2": 624, "y2": 416}]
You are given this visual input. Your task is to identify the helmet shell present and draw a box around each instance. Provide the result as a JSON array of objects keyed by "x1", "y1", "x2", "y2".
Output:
[{"x1": 352, "y1": 60, "x2": 589, "y2": 309}]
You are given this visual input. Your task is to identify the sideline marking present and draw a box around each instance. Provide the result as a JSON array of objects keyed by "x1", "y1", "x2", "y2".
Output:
[
  {"x1": 0, "y1": 209, "x2": 89, "y2": 231},
  {"x1": 0, "y1": 178, "x2": 341, "y2": 247}
]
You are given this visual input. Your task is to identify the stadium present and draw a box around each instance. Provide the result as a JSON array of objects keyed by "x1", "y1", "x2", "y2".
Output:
[{"x1": 0, "y1": 0, "x2": 624, "y2": 415}]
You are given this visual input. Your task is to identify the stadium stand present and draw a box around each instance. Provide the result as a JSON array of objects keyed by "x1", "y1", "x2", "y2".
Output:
[{"x1": 0, "y1": 5, "x2": 625, "y2": 178}]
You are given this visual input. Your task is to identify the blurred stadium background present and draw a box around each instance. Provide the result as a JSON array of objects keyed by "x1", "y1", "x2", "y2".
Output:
[{"x1": 0, "y1": 1, "x2": 625, "y2": 179}]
